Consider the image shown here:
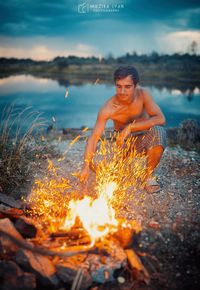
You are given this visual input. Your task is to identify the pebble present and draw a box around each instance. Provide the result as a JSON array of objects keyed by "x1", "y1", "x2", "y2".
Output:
[{"x1": 117, "y1": 276, "x2": 125, "y2": 284}]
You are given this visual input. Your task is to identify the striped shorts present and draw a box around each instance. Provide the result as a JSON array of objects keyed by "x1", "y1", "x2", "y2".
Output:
[{"x1": 115, "y1": 126, "x2": 167, "y2": 153}]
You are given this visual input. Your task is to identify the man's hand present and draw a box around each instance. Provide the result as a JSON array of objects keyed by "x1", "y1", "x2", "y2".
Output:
[
  {"x1": 116, "y1": 124, "x2": 132, "y2": 146},
  {"x1": 78, "y1": 165, "x2": 90, "y2": 183}
]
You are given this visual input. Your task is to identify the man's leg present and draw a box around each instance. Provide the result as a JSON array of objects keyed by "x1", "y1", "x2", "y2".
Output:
[
  {"x1": 146, "y1": 145, "x2": 164, "y2": 177},
  {"x1": 142, "y1": 126, "x2": 166, "y2": 192}
]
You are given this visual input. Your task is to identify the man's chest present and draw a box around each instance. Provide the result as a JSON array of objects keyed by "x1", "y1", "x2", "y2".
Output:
[{"x1": 110, "y1": 101, "x2": 144, "y2": 123}]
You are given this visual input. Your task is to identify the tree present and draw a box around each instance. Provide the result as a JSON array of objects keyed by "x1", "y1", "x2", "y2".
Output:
[{"x1": 189, "y1": 41, "x2": 198, "y2": 55}]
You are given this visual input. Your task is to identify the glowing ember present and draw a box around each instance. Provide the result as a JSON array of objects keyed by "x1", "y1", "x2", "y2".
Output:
[
  {"x1": 94, "y1": 133, "x2": 148, "y2": 211},
  {"x1": 94, "y1": 78, "x2": 100, "y2": 85},
  {"x1": 65, "y1": 89, "x2": 69, "y2": 98},
  {"x1": 23, "y1": 160, "x2": 72, "y2": 231}
]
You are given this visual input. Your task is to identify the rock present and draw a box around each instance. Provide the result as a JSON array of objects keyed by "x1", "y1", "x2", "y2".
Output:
[
  {"x1": 117, "y1": 276, "x2": 126, "y2": 283},
  {"x1": 56, "y1": 261, "x2": 92, "y2": 290},
  {"x1": 149, "y1": 220, "x2": 160, "y2": 230},
  {"x1": 178, "y1": 119, "x2": 200, "y2": 145},
  {"x1": 0, "y1": 193, "x2": 22, "y2": 209},
  {"x1": 56, "y1": 240, "x2": 127, "y2": 285},
  {"x1": 166, "y1": 127, "x2": 179, "y2": 144},
  {"x1": 16, "y1": 249, "x2": 60, "y2": 287},
  {"x1": 86, "y1": 240, "x2": 127, "y2": 283},
  {"x1": 0, "y1": 218, "x2": 24, "y2": 258},
  {"x1": 0, "y1": 260, "x2": 36, "y2": 290},
  {"x1": 15, "y1": 216, "x2": 37, "y2": 238}
]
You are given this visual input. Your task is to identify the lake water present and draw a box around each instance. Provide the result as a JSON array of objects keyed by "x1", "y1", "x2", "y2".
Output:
[{"x1": 0, "y1": 74, "x2": 200, "y2": 129}]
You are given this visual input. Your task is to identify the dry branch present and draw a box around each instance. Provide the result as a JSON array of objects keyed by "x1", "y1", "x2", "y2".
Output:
[
  {"x1": 0, "y1": 230, "x2": 96, "y2": 258},
  {"x1": 125, "y1": 249, "x2": 150, "y2": 285}
]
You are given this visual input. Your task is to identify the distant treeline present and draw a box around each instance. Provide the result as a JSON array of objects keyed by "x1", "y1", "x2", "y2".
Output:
[
  {"x1": 1, "y1": 51, "x2": 200, "y2": 66},
  {"x1": 0, "y1": 52, "x2": 200, "y2": 87}
]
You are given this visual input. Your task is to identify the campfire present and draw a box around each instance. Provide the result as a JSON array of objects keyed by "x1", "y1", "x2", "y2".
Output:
[{"x1": 0, "y1": 135, "x2": 151, "y2": 289}]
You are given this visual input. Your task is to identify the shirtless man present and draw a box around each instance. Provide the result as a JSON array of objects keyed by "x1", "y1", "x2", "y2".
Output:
[{"x1": 80, "y1": 66, "x2": 166, "y2": 192}]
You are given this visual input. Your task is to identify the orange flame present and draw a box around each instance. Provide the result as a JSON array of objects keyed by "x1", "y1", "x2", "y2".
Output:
[{"x1": 62, "y1": 182, "x2": 118, "y2": 243}]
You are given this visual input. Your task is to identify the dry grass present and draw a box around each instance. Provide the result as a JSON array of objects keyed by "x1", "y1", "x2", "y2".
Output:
[{"x1": 0, "y1": 105, "x2": 59, "y2": 197}]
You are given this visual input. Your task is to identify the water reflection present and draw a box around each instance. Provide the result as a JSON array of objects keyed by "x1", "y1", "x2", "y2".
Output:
[{"x1": 0, "y1": 74, "x2": 199, "y2": 129}]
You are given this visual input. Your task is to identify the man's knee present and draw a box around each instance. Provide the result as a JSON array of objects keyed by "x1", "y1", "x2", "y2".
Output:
[
  {"x1": 147, "y1": 145, "x2": 164, "y2": 156},
  {"x1": 146, "y1": 126, "x2": 167, "y2": 152}
]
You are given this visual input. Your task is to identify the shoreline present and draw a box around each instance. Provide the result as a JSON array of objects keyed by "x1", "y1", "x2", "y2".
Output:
[
  {"x1": 45, "y1": 119, "x2": 200, "y2": 151},
  {"x1": 1, "y1": 71, "x2": 200, "y2": 90}
]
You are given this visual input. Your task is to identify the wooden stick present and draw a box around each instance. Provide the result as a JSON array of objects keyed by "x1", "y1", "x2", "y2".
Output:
[
  {"x1": 50, "y1": 229, "x2": 87, "y2": 239},
  {"x1": 0, "y1": 230, "x2": 94, "y2": 258},
  {"x1": 71, "y1": 268, "x2": 84, "y2": 290},
  {"x1": 125, "y1": 249, "x2": 150, "y2": 285}
]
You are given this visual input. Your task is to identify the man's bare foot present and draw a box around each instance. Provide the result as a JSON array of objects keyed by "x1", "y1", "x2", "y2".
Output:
[{"x1": 145, "y1": 178, "x2": 160, "y2": 193}]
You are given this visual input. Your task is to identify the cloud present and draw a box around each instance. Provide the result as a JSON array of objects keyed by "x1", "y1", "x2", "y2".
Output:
[
  {"x1": 158, "y1": 30, "x2": 200, "y2": 54},
  {"x1": 0, "y1": 37, "x2": 96, "y2": 60},
  {"x1": 0, "y1": 0, "x2": 199, "y2": 56}
]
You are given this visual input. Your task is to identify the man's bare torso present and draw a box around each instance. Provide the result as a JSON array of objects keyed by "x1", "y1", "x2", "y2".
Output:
[{"x1": 104, "y1": 87, "x2": 148, "y2": 130}]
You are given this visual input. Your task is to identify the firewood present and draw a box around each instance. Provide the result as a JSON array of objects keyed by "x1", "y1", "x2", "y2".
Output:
[
  {"x1": 48, "y1": 229, "x2": 92, "y2": 248},
  {"x1": 125, "y1": 249, "x2": 150, "y2": 284},
  {"x1": 50, "y1": 228, "x2": 88, "y2": 239},
  {"x1": 0, "y1": 208, "x2": 24, "y2": 219},
  {"x1": 44, "y1": 236, "x2": 92, "y2": 248},
  {"x1": 66, "y1": 236, "x2": 92, "y2": 246},
  {"x1": 0, "y1": 229, "x2": 97, "y2": 258}
]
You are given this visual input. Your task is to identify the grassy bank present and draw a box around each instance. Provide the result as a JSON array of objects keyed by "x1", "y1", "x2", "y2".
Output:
[{"x1": 0, "y1": 107, "x2": 60, "y2": 197}]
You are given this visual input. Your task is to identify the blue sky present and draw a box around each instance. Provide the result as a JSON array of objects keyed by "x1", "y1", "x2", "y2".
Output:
[{"x1": 0, "y1": 0, "x2": 199, "y2": 60}]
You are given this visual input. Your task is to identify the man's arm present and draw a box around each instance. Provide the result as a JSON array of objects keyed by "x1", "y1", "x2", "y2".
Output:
[
  {"x1": 80, "y1": 108, "x2": 108, "y2": 182},
  {"x1": 130, "y1": 90, "x2": 166, "y2": 131},
  {"x1": 117, "y1": 90, "x2": 166, "y2": 146}
]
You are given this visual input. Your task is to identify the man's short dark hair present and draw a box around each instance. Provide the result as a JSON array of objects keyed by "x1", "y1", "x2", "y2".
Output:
[{"x1": 114, "y1": 66, "x2": 139, "y2": 86}]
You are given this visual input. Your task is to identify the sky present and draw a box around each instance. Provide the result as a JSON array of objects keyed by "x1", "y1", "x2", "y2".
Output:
[{"x1": 0, "y1": 0, "x2": 200, "y2": 60}]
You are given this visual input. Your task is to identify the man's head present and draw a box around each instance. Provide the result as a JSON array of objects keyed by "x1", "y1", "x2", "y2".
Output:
[
  {"x1": 114, "y1": 66, "x2": 139, "y2": 86},
  {"x1": 114, "y1": 66, "x2": 139, "y2": 104}
]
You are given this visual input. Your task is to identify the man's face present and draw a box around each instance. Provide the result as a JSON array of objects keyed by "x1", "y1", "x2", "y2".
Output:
[{"x1": 115, "y1": 75, "x2": 135, "y2": 103}]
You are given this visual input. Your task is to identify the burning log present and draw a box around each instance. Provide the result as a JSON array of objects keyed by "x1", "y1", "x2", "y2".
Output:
[
  {"x1": 50, "y1": 228, "x2": 89, "y2": 239},
  {"x1": 49, "y1": 228, "x2": 92, "y2": 247},
  {"x1": 0, "y1": 229, "x2": 99, "y2": 258},
  {"x1": 125, "y1": 248, "x2": 150, "y2": 285}
]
